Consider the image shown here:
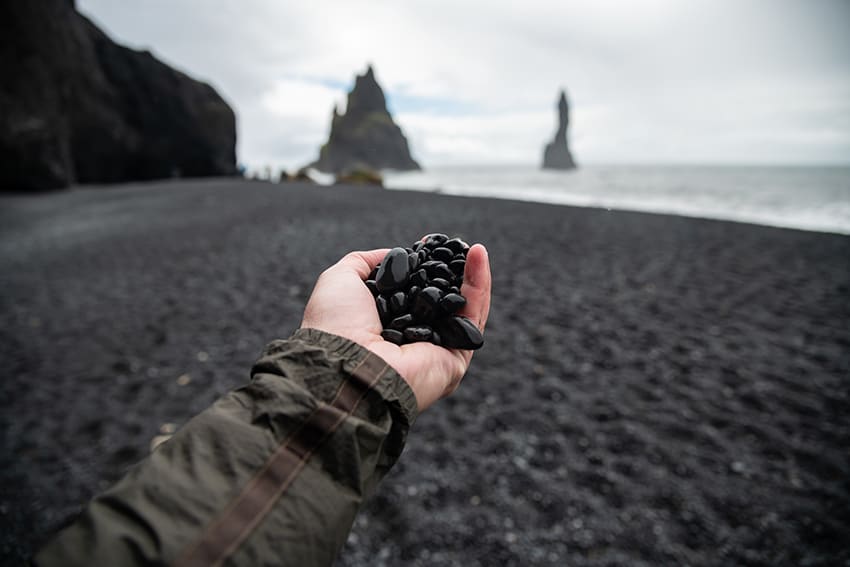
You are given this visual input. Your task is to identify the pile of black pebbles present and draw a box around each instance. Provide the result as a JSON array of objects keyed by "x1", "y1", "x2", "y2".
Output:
[{"x1": 366, "y1": 233, "x2": 484, "y2": 350}]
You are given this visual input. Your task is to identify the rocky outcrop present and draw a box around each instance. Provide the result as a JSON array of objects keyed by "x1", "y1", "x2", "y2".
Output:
[
  {"x1": 0, "y1": 0, "x2": 236, "y2": 191},
  {"x1": 311, "y1": 66, "x2": 420, "y2": 174},
  {"x1": 542, "y1": 90, "x2": 576, "y2": 170}
]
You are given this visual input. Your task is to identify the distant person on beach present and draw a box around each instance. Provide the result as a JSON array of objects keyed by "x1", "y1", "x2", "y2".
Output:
[{"x1": 34, "y1": 246, "x2": 491, "y2": 567}]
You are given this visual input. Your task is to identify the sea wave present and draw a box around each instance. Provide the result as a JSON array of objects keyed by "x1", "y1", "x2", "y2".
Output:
[{"x1": 384, "y1": 165, "x2": 850, "y2": 235}]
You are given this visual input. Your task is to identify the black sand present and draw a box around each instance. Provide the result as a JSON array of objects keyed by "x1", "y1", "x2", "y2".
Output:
[{"x1": 1, "y1": 179, "x2": 848, "y2": 566}]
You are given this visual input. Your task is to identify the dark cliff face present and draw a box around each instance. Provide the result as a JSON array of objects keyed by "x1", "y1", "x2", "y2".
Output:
[
  {"x1": 542, "y1": 90, "x2": 577, "y2": 170},
  {"x1": 0, "y1": 1, "x2": 237, "y2": 191},
  {"x1": 311, "y1": 66, "x2": 420, "y2": 174}
]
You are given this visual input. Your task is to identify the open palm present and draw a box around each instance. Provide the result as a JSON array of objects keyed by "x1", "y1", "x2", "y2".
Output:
[{"x1": 301, "y1": 245, "x2": 491, "y2": 411}]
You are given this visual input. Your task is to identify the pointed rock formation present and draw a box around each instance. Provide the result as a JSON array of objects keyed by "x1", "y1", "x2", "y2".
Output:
[
  {"x1": 311, "y1": 66, "x2": 420, "y2": 174},
  {"x1": 0, "y1": 0, "x2": 236, "y2": 191},
  {"x1": 542, "y1": 90, "x2": 576, "y2": 170}
]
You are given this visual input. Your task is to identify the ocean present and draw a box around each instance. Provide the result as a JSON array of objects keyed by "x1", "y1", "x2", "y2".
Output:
[{"x1": 382, "y1": 165, "x2": 850, "y2": 235}]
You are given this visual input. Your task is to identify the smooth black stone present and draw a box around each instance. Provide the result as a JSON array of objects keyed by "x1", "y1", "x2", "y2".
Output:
[
  {"x1": 439, "y1": 293, "x2": 466, "y2": 314},
  {"x1": 389, "y1": 313, "x2": 414, "y2": 330},
  {"x1": 410, "y1": 268, "x2": 428, "y2": 287},
  {"x1": 431, "y1": 331, "x2": 442, "y2": 346},
  {"x1": 405, "y1": 247, "x2": 414, "y2": 254},
  {"x1": 419, "y1": 260, "x2": 442, "y2": 272},
  {"x1": 390, "y1": 291, "x2": 408, "y2": 314},
  {"x1": 431, "y1": 247, "x2": 454, "y2": 263},
  {"x1": 412, "y1": 286, "x2": 443, "y2": 321},
  {"x1": 449, "y1": 259, "x2": 466, "y2": 277},
  {"x1": 452, "y1": 253, "x2": 467, "y2": 261},
  {"x1": 381, "y1": 329, "x2": 404, "y2": 345},
  {"x1": 432, "y1": 263, "x2": 455, "y2": 281},
  {"x1": 424, "y1": 233, "x2": 449, "y2": 248},
  {"x1": 408, "y1": 286, "x2": 420, "y2": 301},
  {"x1": 376, "y1": 296, "x2": 392, "y2": 323},
  {"x1": 403, "y1": 325, "x2": 433, "y2": 343},
  {"x1": 412, "y1": 302, "x2": 433, "y2": 323},
  {"x1": 449, "y1": 286, "x2": 460, "y2": 294},
  {"x1": 436, "y1": 316, "x2": 484, "y2": 350},
  {"x1": 417, "y1": 249, "x2": 427, "y2": 263},
  {"x1": 365, "y1": 279, "x2": 379, "y2": 296},
  {"x1": 419, "y1": 286, "x2": 443, "y2": 306},
  {"x1": 444, "y1": 238, "x2": 468, "y2": 255},
  {"x1": 375, "y1": 247, "x2": 410, "y2": 292},
  {"x1": 408, "y1": 253, "x2": 420, "y2": 272},
  {"x1": 431, "y1": 277, "x2": 451, "y2": 291},
  {"x1": 369, "y1": 267, "x2": 379, "y2": 280}
]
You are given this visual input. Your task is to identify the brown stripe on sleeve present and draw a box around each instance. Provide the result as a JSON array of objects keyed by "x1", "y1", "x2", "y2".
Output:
[
  {"x1": 172, "y1": 351, "x2": 390, "y2": 567},
  {"x1": 334, "y1": 352, "x2": 389, "y2": 414}
]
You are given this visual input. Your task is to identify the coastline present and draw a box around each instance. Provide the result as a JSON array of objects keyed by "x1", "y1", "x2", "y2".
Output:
[
  {"x1": 1, "y1": 179, "x2": 848, "y2": 565},
  {"x1": 383, "y1": 164, "x2": 850, "y2": 236}
]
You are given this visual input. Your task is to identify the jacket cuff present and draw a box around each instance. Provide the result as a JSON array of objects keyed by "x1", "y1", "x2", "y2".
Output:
[{"x1": 287, "y1": 328, "x2": 419, "y2": 429}]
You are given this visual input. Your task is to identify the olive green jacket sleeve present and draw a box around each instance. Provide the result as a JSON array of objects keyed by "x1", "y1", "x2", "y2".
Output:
[{"x1": 34, "y1": 329, "x2": 419, "y2": 567}]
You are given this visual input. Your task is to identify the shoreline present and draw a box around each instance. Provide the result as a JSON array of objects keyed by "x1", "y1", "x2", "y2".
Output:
[
  {"x1": 383, "y1": 183, "x2": 850, "y2": 237},
  {"x1": 383, "y1": 164, "x2": 850, "y2": 236}
]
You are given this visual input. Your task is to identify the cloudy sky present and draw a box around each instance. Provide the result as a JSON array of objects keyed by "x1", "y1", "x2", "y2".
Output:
[{"x1": 77, "y1": 0, "x2": 850, "y2": 170}]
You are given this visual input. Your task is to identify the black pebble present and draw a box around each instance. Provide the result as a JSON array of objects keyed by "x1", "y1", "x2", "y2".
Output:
[
  {"x1": 390, "y1": 291, "x2": 408, "y2": 314},
  {"x1": 390, "y1": 313, "x2": 414, "y2": 330},
  {"x1": 403, "y1": 326, "x2": 433, "y2": 342},
  {"x1": 419, "y1": 260, "x2": 443, "y2": 274},
  {"x1": 376, "y1": 295, "x2": 390, "y2": 323},
  {"x1": 408, "y1": 253, "x2": 420, "y2": 271},
  {"x1": 412, "y1": 286, "x2": 443, "y2": 322},
  {"x1": 439, "y1": 293, "x2": 466, "y2": 314},
  {"x1": 381, "y1": 329, "x2": 404, "y2": 345},
  {"x1": 449, "y1": 259, "x2": 466, "y2": 277},
  {"x1": 425, "y1": 233, "x2": 449, "y2": 248},
  {"x1": 410, "y1": 268, "x2": 428, "y2": 287},
  {"x1": 376, "y1": 247, "x2": 410, "y2": 292},
  {"x1": 431, "y1": 277, "x2": 450, "y2": 291},
  {"x1": 436, "y1": 316, "x2": 484, "y2": 350},
  {"x1": 444, "y1": 238, "x2": 468, "y2": 254},
  {"x1": 431, "y1": 247, "x2": 454, "y2": 263},
  {"x1": 408, "y1": 285, "x2": 421, "y2": 301},
  {"x1": 432, "y1": 263, "x2": 455, "y2": 281},
  {"x1": 419, "y1": 286, "x2": 443, "y2": 306}
]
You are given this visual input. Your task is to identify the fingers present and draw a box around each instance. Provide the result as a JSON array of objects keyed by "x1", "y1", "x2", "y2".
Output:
[
  {"x1": 459, "y1": 244, "x2": 491, "y2": 332},
  {"x1": 335, "y1": 248, "x2": 390, "y2": 280}
]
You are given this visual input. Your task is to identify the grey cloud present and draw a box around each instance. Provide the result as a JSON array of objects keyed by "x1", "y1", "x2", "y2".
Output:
[{"x1": 77, "y1": 0, "x2": 850, "y2": 167}]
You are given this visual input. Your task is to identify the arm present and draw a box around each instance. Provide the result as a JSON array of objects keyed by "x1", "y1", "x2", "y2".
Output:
[{"x1": 34, "y1": 244, "x2": 491, "y2": 566}]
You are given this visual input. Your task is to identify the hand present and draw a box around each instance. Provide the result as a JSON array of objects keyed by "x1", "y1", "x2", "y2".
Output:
[{"x1": 300, "y1": 244, "x2": 492, "y2": 412}]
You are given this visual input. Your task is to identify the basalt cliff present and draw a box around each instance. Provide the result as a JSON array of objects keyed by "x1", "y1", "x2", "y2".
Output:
[
  {"x1": 0, "y1": 0, "x2": 236, "y2": 191},
  {"x1": 311, "y1": 66, "x2": 420, "y2": 174},
  {"x1": 542, "y1": 89, "x2": 577, "y2": 170}
]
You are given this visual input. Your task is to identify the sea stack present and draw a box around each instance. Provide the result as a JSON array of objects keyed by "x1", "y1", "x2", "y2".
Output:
[
  {"x1": 0, "y1": 0, "x2": 237, "y2": 191},
  {"x1": 311, "y1": 65, "x2": 420, "y2": 174},
  {"x1": 542, "y1": 90, "x2": 577, "y2": 170}
]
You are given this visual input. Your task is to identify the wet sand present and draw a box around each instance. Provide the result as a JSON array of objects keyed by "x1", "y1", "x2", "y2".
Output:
[{"x1": 1, "y1": 178, "x2": 848, "y2": 565}]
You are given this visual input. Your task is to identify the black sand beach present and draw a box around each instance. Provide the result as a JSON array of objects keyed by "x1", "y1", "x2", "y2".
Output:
[{"x1": 1, "y1": 179, "x2": 848, "y2": 566}]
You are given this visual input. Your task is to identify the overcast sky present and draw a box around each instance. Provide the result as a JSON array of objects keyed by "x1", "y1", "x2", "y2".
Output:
[{"x1": 77, "y1": 0, "x2": 850, "y2": 170}]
